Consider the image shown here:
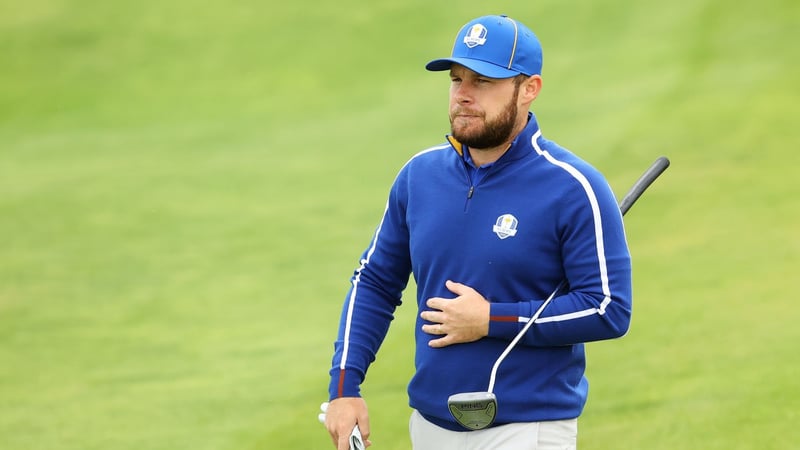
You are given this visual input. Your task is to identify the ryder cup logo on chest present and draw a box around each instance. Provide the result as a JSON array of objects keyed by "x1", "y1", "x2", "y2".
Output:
[
  {"x1": 493, "y1": 214, "x2": 518, "y2": 239},
  {"x1": 463, "y1": 24, "x2": 488, "y2": 48}
]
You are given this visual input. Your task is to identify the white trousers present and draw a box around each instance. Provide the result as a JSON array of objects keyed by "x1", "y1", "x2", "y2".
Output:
[{"x1": 409, "y1": 410, "x2": 577, "y2": 450}]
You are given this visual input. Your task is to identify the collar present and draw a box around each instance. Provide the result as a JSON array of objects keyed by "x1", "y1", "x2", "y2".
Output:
[{"x1": 462, "y1": 146, "x2": 493, "y2": 169}]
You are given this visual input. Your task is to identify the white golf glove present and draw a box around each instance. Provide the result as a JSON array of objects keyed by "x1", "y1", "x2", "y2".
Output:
[{"x1": 318, "y1": 402, "x2": 366, "y2": 450}]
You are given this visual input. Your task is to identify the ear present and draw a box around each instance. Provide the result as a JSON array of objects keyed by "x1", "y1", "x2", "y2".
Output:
[{"x1": 520, "y1": 75, "x2": 543, "y2": 103}]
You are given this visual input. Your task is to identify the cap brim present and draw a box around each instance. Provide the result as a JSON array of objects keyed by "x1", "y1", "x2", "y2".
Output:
[{"x1": 425, "y1": 57, "x2": 520, "y2": 79}]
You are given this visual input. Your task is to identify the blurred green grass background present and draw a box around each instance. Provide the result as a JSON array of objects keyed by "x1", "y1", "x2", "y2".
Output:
[{"x1": 1, "y1": 0, "x2": 798, "y2": 448}]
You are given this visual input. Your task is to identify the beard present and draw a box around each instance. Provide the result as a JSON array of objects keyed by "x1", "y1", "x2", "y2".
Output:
[{"x1": 449, "y1": 86, "x2": 520, "y2": 150}]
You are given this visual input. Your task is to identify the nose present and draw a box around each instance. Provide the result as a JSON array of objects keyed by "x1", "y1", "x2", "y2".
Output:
[{"x1": 452, "y1": 83, "x2": 473, "y2": 105}]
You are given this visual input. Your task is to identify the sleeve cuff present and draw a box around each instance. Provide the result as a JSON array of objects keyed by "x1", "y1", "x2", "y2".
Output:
[
  {"x1": 487, "y1": 302, "x2": 523, "y2": 340},
  {"x1": 328, "y1": 367, "x2": 364, "y2": 400}
]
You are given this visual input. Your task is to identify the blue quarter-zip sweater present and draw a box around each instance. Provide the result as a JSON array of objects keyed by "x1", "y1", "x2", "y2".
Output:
[{"x1": 329, "y1": 113, "x2": 632, "y2": 431}]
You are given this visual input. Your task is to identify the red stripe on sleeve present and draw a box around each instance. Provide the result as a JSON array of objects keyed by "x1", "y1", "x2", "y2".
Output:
[
  {"x1": 490, "y1": 315, "x2": 519, "y2": 322},
  {"x1": 337, "y1": 369, "x2": 346, "y2": 397}
]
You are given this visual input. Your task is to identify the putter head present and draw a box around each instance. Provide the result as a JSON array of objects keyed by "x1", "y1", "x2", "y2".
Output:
[{"x1": 447, "y1": 391, "x2": 497, "y2": 430}]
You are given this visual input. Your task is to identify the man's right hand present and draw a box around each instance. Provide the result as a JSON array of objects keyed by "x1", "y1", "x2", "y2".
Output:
[{"x1": 324, "y1": 397, "x2": 371, "y2": 450}]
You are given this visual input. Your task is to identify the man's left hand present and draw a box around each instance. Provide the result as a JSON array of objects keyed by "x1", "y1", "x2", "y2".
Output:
[{"x1": 420, "y1": 280, "x2": 490, "y2": 348}]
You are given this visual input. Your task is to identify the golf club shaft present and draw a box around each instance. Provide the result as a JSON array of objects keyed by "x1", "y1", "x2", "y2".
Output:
[
  {"x1": 619, "y1": 156, "x2": 671, "y2": 215},
  {"x1": 486, "y1": 156, "x2": 670, "y2": 393}
]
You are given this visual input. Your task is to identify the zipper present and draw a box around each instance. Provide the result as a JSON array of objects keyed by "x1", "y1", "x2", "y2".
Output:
[
  {"x1": 461, "y1": 163, "x2": 495, "y2": 212},
  {"x1": 456, "y1": 140, "x2": 504, "y2": 210},
  {"x1": 459, "y1": 161, "x2": 474, "y2": 212}
]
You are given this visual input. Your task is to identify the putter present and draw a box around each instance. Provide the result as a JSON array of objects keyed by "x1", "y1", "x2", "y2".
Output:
[{"x1": 448, "y1": 156, "x2": 670, "y2": 430}]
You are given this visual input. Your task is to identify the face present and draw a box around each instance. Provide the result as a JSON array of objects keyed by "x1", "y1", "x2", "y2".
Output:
[{"x1": 448, "y1": 65, "x2": 523, "y2": 150}]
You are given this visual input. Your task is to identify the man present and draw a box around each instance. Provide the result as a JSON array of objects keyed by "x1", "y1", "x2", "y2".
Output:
[{"x1": 324, "y1": 14, "x2": 632, "y2": 450}]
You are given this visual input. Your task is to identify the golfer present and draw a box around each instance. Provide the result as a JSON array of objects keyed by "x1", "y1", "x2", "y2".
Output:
[{"x1": 324, "y1": 14, "x2": 632, "y2": 450}]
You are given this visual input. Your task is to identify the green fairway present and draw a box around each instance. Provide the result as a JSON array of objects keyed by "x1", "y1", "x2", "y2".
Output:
[{"x1": 1, "y1": 0, "x2": 798, "y2": 449}]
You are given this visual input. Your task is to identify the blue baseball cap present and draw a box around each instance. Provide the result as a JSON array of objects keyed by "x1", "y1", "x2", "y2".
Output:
[{"x1": 426, "y1": 15, "x2": 543, "y2": 78}]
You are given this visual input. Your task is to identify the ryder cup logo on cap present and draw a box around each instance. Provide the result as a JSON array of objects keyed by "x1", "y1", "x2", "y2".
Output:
[
  {"x1": 463, "y1": 24, "x2": 488, "y2": 48},
  {"x1": 426, "y1": 15, "x2": 543, "y2": 79}
]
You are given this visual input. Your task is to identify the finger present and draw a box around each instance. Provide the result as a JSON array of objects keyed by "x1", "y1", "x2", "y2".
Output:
[
  {"x1": 325, "y1": 422, "x2": 338, "y2": 447},
  {"x1": 445, "y1": 279, "x2": 472, "y2": 295},
  {"x1": 421, "y1": 323, "x2": 446, "y2": 335},
  {"x1": 324, "y1": 417, "x2": 342, "y2": 448},
  {"x1": 337, "y1": 433, "x2": 350, "y2": 450},
  {"x1": 326, "y1": 429, "x2": 338, "y2": 449},
  {"x1": 428, "y1": 335, "x2": 452, "y2": 348},
  {"x1": 419, "y1": 310, "x2": 444, "y2": 323},
  {"x1": 357, "y1": 416, "x2": 370, "y2": 441},
  {"x1": 425, "y1": 297, "x2": 446, "y2": 310}
]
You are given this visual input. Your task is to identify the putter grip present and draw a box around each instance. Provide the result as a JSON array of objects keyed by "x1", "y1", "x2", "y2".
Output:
[
  {"x1": 619, "y1": 156, "x2": 670, "y2": 216},
  {"x1": 350, "y1": 425, "x2": 366, "y2": 450}
]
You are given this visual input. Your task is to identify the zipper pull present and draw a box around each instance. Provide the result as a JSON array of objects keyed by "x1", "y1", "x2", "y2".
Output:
[{"x1": 467, "y1": 186, "x2": 475, "y2": 199}]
